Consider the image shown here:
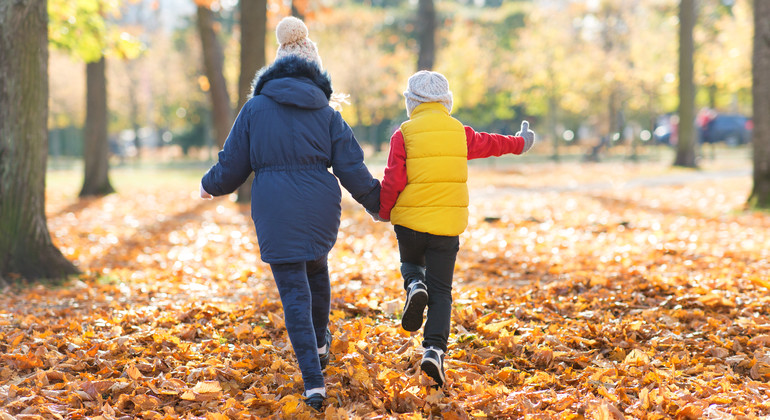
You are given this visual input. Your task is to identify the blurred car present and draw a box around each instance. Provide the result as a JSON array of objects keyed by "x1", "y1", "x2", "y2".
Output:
[{"x1": 699, "y1": 114, "x2": 752, "y2": 146}]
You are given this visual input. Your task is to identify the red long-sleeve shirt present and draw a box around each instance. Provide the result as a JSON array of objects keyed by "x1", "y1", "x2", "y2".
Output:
[{"x1": 379, "y1": 126, "x2": 526, "y2": 220}]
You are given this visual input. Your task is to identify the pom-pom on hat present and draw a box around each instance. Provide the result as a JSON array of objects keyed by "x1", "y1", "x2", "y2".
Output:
[
  {"x1": 275, "y1": 16, "x2": 322, "y2": 68},
  {"x1": 403, "y1": 70, "x2": 453, "y2": 117}
]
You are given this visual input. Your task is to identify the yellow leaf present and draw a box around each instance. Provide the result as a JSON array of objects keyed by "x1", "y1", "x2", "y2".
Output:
[
  {"x1": 624, "y1": 349, "x2": 650, "y2": 366},
  {"x1": 192, "y1": 380, "x2": 222, "y2": 393},
  {"x1": 279, "y1": 394, "x2": 302, "y2": 416},
  {"x1": 425, "y1": 388, "x2": 443, "y2": 404},
  {"x1": 480, "y1": 319, "x2": 515, "y2": 335},
  {"x1": 749, "y1": 275, "x2": 770, "y2": 289},
  {"x1": 640, "y1": 387, "x2": 650, "y2": 410}
]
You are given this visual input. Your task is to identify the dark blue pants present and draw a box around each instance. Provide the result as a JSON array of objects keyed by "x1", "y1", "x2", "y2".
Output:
[
  {"x1": 269, "y1": 255, "x2": 330, "y2": 391},
  {"x1": 394, "y1": 225, "x2": 459, "y2": 352}
]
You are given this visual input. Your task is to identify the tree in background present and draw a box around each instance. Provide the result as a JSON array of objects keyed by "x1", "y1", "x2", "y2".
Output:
[
  {"x1": 49, "y1": 0, "x2": 142, "y2": 196},
  {"x1": 196, "y1": 0, "x2": 232, "y2": 149},
  {"x1": 509, "y1": 2, "x2": 584, "y2": 161},
  {"x1": 236, "y1": 0, "x2": 267, "y2": 203},
  {"x1": 508, "y1": 2, "x2": 670, "y2": 161},
  {"x1": 442, "y1": 3, "x2": 526, "y2": 134},
  {"x1": 1, "y1": 0, "x2": 79, "y2": 282},
  {"x1": 82, "y1": 55, "x2": 114, "y2": 195},
  {"x1": 674, "y1": 0, "x2": 697, "y2": 168},
  {"x1": 748, "y1": 0, "x2": 770, "y2": 209},
  {"x1": 625, "y1": 1, "x2": 677, "y2": 154},
  {"x1": 416, "y1": 0, "x2": 436, "y2": 70},
  {"x1": 695, "y1": 0, "x2": 753, "y2": 113},
  {"x1": 44, "y1": 0, "x2": 755, "y2": 163},
  {"x1": 319, "y1": 5, "x2": 412, "y2": 148},
  {"x1": 584, "y1": 1, "x2": 637, "y2": 158},
  {"x1": 237, "y1": 0, "x2": 266, "y2": 112}
]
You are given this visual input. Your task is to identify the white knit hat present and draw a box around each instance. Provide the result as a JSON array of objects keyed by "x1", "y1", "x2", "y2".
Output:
[
  {"x1": 275, "y1": 17, "x2": 322, "y2": 68},
  {"x1": 403, "y1": 70, "x2": 453, "y2": 117}
]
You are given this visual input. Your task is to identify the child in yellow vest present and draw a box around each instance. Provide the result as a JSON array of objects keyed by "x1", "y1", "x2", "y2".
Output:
[{"x1": 376, "y1": 70, "x2": 535, "y2": 387}]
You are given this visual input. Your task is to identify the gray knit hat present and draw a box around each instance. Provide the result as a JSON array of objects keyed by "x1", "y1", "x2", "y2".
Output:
[
  {"x1": 404, "y1": 70, "x2": 453, "y2": 117},
  {"x1": 275, "y1": 17, "x2": 322, "y2": 68}
]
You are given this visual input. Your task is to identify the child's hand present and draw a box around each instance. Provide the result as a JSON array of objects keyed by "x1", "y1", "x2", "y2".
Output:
[
  {"x1": 200, "y1": 184, "x2": 213, "y2": 200},
  {"x1": 367, "y1": 210, "x2": 389, "y2": 223},
  {"x1": 516, "y1": 120, "x2": 536, "y2": 153}
]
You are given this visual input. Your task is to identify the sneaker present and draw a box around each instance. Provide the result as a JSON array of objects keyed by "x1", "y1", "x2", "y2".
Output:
[
  {"x1": 421, "y1": 347, "x2": 445, "y2": 387},
  {"x1": 401, "y1": 281, "x2": 428, "y2": 332},
  {"x1": 319, "y1": 328, "x2": 332, "y2": 369},
  {"x1": 304, "y1": 393, "x2": 325, "y2": 411}
]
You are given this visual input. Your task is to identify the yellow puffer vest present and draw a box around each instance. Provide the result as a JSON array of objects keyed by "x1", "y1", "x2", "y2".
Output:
[{"x1": 391, "y1": 103, "x2": 469, "y2": 236}]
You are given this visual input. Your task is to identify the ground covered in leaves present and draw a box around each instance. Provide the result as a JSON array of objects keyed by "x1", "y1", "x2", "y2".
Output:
[{"x1": 2, "y1": 155, "x2": 770, "y2": 419}]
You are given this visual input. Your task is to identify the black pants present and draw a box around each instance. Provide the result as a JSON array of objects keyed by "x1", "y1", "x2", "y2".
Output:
[{"x1": 394, "y1": 225, "x2": 459, "y2": 352}]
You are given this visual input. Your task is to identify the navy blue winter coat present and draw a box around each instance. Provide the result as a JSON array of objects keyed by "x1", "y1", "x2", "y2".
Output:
[{"x1": 201, "y1": 56, "x2": 381, "y2": 264}]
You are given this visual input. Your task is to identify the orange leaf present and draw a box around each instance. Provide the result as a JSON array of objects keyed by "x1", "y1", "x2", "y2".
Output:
[
  {"x1": 10, "y1": 333, "x2": 24, "y2": 348},
  {"x1": 131, "y1": 394, "x2": 161, "y2": 410},
  {"x1": 233, "y1": 322, "x2": 251, "y2": 338},
  {"x1": 126, "y1": 365, "x2": 142, "y2": 380}
]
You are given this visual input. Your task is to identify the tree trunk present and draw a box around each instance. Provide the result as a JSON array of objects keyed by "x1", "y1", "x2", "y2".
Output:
[
  {"x1": 197, "y1": 5, "x2": 232, "y2": 149},
  {"x1": 674, "y1": 0, "x2": 697, "y2": 168},
  {"x1": 707, "y1": 83, "x2": 717, "y2": 110},
  {"x1": 749, "y1": 0, "x2": 770, "y2": 208},
  {"x1": 417, "y1": 0, "x2": 436, "y2": 71},
  {"x1": 548, "y1": 93, "x2": 559, "y2": 162},
  {"x1": 128, "y1": 60, "x2": 141, "y2": 158},
  {"x1": 80, "y1": 57, "x2": 114, "y2": 197},
  {"x1": 236, "y1": 0, "x2": 266, "y2": 204},
  {"x1": 291, "y1": 2, "x2": 304, "y2": 20},
  {"x1": 0, "y1": 0, "x2": 79, "y2": 281}
]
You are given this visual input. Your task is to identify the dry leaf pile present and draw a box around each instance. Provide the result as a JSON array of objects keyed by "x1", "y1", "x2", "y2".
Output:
[{"x1": 1, "y1": 161, "x2": 769, "y2": 419}]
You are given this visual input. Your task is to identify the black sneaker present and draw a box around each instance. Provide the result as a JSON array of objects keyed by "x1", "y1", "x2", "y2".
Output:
[
  {"x1": 421, "y1": 347, "x2": 445, "y2": 387},
  {"x1": 319, "y1": 328, "x2": 332, "y2": 369},
  {"x1": 304, "y1": 393, "x2": 325, "y2": 412},
  {"x1": 401, "y1": 281, "x2": 428, "y2": 332}
]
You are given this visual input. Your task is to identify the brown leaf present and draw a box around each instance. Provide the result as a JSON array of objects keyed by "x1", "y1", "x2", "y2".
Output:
[
  {"x1": 131, "y1": 394, "x2": 161, "y2": 411},
  {"x1": 233, "y1": 322, "x2": 251, "y2": 338},
  {"x1": 126, "y1": 365, "x2": 142, "y2": 381}
]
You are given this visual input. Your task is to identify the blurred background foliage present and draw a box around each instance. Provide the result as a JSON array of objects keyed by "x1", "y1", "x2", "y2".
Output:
[{"x1": 45, "y1": 0, "x2": 753, "y2": 160}]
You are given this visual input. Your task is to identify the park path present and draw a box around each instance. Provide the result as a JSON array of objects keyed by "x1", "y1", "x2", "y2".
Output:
[{"x1": 471, "y1": 166, "x2": 751, "y2": 198}]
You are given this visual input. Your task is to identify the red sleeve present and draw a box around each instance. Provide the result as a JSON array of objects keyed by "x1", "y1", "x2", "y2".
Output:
[
  {"x1": 465, "y1": 126, "x2": 525, "y2": 160},
  {"x1": 379, "y1": 130, "x2": 407, "y2": 220}
]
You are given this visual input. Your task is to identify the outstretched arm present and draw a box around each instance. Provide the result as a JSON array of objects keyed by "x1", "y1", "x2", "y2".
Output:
[{"x1": 466, "y1": 121, "x2": 536, "y2": 160}]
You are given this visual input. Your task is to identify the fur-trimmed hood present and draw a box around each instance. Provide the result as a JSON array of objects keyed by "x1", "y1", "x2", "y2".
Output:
[{"x1": 250, "y1": 56, "x2": 332, "y2": 109}]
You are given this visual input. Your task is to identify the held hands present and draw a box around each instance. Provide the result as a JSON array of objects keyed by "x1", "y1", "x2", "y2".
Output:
[
  {"x1": 516, "y1": 120, "x2": 536, "y2": 153},
  {"x1": 200, "y1": 183, "x2": 213, "y2": 200},
  {"x1": 367, "y1": 210, "x2": 389, "y2": 223}
]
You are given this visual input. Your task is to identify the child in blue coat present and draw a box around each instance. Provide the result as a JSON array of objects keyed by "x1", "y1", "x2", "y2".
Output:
[{"x1": 200, "y1": 17, "x2": 380, "y2": 411}]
